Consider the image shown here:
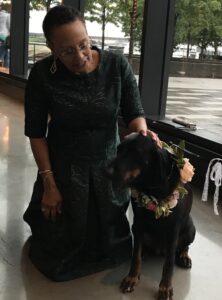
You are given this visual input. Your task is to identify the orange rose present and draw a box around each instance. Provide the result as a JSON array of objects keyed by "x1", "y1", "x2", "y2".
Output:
[{"x1": 180, "y1": 158, "x2": 195, "y2": 183}]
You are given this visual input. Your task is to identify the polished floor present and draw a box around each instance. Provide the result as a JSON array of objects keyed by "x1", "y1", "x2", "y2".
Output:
[{"x1": 0, "y1": 78, "x2": 222, "y2": 300}]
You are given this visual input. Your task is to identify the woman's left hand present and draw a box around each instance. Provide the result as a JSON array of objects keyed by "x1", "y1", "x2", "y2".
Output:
[{"x1": 140, "y1": 129, "x2": 162, "y2": 148}]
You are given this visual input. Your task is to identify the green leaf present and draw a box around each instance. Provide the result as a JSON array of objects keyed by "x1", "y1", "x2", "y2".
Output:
[
  {"x1": 179, "y1": 140, "x2": 185, "y2": 150},
  {"x1": 177, "y1": 185, "x2": 188, "y2": 198}
]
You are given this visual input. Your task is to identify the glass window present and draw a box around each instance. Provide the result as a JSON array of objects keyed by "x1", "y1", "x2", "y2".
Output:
[
  {"x1": 167, "y1": 0, "x2": 222, "y2": 135},
  {"x1": 28, "y1": 1, "x2": 62, "y2": 72},
  {"x1": 0, "y1": 1, "x2": 11, "y2": 74},
  {"x1": 85, "y1": 0, "x2": 145, "y2": 78}
]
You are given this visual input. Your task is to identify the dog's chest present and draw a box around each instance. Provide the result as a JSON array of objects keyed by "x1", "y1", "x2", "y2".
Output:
[{"x1": 134, "y1": 204, "x2": 181, "y2": 237}]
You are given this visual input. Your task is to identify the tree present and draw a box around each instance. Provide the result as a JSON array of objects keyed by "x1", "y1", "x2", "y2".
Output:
[
  {"x1": 175, "y1": 0, "x2": 222, "y2": 59},
  {"x1": 119, "y1": 0, "x2": 144, "y2": 63},
  {"x1": 208, "y1": 0, "x2": 222, "y2": 57},
  {"x1": 0, "y1": 0, "x2": 11, "y2": 11},
  {"x1": 174, "y1": 0, "x2": 202, "y2": 58},
  {"x1": 30, "y1": 0, "x2": 60, "y2": 12},
  {"x1": 85, "y1": 0, "x2": 121, "y2": 50}
]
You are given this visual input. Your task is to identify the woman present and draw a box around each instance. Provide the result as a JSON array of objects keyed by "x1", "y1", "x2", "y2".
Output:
[
  {"x1": 24, "y1": 5, "x2": 159, "y2": 281},
  {"x1": 0, "y1": 5, "x2": 10, "y2": 68}
]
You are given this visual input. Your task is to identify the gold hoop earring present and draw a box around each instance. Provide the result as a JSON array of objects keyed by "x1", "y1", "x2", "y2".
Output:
[{"x1": 50, "y1": 58, "x2": 57, "y2": 74}]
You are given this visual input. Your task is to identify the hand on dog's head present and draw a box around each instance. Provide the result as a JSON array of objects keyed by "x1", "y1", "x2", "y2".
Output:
[{"x1": 106, "y1": 133, "x2": 180, "y2": 199}]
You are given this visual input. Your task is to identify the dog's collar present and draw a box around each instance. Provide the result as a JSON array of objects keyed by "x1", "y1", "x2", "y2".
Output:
[{"x1": 131, "y1": 187, "x2": 185, "y2": 219}]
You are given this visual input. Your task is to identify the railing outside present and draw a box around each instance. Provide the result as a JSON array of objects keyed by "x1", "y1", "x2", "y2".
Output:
[{"x1": 28, "y1": 42, "x2": 50, "y2": 66}]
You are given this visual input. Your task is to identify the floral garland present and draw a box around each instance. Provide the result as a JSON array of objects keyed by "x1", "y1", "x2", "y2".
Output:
[{"x1": 132, "y1": 140, "x2": 195, "y2": 219}]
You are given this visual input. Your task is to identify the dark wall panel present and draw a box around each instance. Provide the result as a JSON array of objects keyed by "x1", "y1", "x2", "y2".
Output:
[
  {"x1": 63, "y1": 0, "x2": 85, "y2": 12},
  {"x1": 10, "y1": 0, "x2": 29, "y2": 77},
  {"x1": 139, "y1": 0, "x2": 176, "y2": 118}
]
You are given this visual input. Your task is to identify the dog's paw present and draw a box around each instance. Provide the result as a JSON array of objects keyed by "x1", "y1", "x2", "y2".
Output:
[
  {"x1": 158, "y1": 285, "x2": 174, "y2": 300},
  {"x1": 175, "y1": 251, "x2": 192, "y2": 268},
  {"x1": 120, "y1": 275, "x2": 140, "y2": 293}
]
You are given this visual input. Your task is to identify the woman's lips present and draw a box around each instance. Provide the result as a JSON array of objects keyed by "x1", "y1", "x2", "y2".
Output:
[{"x1": 75, "y1": 57, "x2": 89, "y2": 67}]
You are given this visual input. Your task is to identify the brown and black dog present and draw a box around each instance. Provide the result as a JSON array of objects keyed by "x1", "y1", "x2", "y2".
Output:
[{"x1": 106, "y1": 133, "x2": 196, "y2": 300}]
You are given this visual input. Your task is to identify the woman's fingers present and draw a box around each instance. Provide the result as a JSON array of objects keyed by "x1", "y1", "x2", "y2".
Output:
[
  {"x1": 41, "y1": 206, "x2": 50, "y2": 219},
  {"x1": 139, "y1": 129, "x2": 148, "y2": 136},
  {"x1": 57, "y1": 201, "x2": 62, "y2": 214},
  {"x1": 41, "y1": 203, "x2": 61, "y2": 220},
  {"x1": 41, "y1": 188, "x2": 63, "y2": 220},
  {"x1": 50, "y1": 207, "x2": 57, "y2": 221},
  {"x1": 139, "y1": 129, "x2": 162, "y2": 148}
]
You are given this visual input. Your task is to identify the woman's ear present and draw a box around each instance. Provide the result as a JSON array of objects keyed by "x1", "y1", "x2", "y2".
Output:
[
  {"x1": 46, "y1": 41, "x2": 58, "y2": 57},
  {"x1": 46, "y1": 40, "x2": 52, "y2": 50}
]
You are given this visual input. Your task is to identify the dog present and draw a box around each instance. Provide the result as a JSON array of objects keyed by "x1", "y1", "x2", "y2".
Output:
[{"x1": 106, "y1": 133, "x2": 196, "y2": 300}]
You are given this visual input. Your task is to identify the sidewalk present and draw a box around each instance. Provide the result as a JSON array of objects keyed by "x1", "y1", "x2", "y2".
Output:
[
  {"x1": 166, "y1": 77, "x2": 222, "y2": 133},
  {"x1": 168, "y1": 76, "x2": 222, "y2": 90}
]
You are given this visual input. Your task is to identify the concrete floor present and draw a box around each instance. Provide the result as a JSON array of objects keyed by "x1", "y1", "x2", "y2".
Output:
[{"x1": 0, "y1": 79, "x2": 222, "y2": 299}]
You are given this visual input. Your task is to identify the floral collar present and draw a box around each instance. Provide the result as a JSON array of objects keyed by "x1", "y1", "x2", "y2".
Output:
[{"x1": 131, "y1": 140, "x2": 195, "y2": 219}]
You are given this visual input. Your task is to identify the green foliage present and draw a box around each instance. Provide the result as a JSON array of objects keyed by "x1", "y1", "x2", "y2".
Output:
[
  {"x1": 0, "y1": 1, "x2": 11, "y2": 11},
  {"x1": 85, "y1": 0, "x2": 144, "y2": 56},
  {"x1": 85, "y1": 0, "x2": 122, "y2": 49},
  {"x1": 118, "y1": 0, "x2": 144, "y2": 51},
  {"x1": 29, "y1": 0, "x2": 222, "y2": 59},
  {"x1": 85, "y1": 0, "x2": 120, "y2": 26},
  {"x1": 175, "y1": 0, "x2": 222, "y2": 57},
  {"x1": 161, "y1": 140, "x2": 186, "y2": 169},
  {"x1": 30, "y1": 0, "x2": 60, "y2": 12},
  {"x1": 132, "y1": 189, "x2": 173, "y2": 219},
  {"x1": 116, "y1": 0, "x2": 144, "y2": 63},
  {"x1": 131, "y1": 140, "x2": 191, "y2": 219}
]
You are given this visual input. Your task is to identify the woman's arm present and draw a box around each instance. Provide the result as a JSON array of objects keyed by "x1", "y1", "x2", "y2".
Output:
[
  {"x1": 30, "y1": 138, "x2": 52, "y2": 171},
  {"x1": 128, "y1": 117, "x2": 147, "y2": 134},
  {"x1": 30, "y1": 138, "x2": 63, "y2": 220}
]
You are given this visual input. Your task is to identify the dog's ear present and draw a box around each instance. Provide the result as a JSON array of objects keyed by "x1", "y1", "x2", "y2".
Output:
[
  {"x1": 144, "y1": 148, "x2": 170, "y2": 184},
  {"x1": 156, "y1": 149, "x2": 169, "y2": 181},
  {"x1": 151, "y1": 149, "x2": 180, "y2": 197},
  {"x1": 134, "y1": 134, "x2": 158, "y2": 163}
]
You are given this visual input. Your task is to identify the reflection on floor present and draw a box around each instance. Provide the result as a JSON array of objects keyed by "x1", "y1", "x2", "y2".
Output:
[
  {"x1": 0, "y1": 80, "x2": 222, "y2": 299},
  {"x1": 0, "y1": 67, "x2": 9, "y2": 74}
]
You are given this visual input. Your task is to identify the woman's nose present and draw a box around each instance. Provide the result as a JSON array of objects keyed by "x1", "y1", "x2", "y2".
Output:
[{"x1": 74, "y1": 48, "x2": 85, "y2": 60}]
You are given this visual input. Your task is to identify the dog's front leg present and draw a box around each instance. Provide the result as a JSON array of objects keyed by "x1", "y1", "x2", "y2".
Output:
[
  {"x1": 120, "y1": 228, "x2": 143, "y2": 293},
  {"x1": 158, "y1": 229, "x2": 179, "y2": 300}
]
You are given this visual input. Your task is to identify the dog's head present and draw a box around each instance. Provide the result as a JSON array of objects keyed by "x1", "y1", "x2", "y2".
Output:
[{"x1": 106, "y1": 133, "x2": 180, "y2": 200}]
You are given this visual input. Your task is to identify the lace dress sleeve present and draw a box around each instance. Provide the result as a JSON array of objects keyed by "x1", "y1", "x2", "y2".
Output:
[
  {"x1": 119, "y1": 55, "x2": 145, "y2": 125},
  {"x1": 24, "y1": 63, "x2": 49, "y2": 138}
]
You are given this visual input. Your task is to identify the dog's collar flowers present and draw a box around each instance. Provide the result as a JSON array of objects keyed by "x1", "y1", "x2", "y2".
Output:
[
  {"x1": 132, "y1": 141, "x2": 195, "y2": 219},
  {"x1": 131, "y1": 189, "x2": 180, "y2": 219},
  {"x1": 161, "y1": 140, "x2": 195, "y2": 184}
]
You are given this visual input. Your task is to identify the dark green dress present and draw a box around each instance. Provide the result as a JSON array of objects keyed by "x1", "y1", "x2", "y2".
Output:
[{"x1": 24, "y1": 47, "x2": 145, "y2": 281}]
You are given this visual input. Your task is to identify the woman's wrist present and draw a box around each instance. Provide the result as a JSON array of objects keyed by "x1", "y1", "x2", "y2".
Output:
[
  {"x1": 39, "y1": 169, "x2": 52, "y2": 175},
  {"x1": 128, "y1": 117, "x2": 147, "y2": 133},
  {"x1": 40, "y1": 171, "x2": 57, "y2": 189}
]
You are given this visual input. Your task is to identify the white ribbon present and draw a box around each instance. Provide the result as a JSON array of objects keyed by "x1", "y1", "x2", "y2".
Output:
[{"x1": 202, "y1": 158, "x2": 222, "y2": 215}]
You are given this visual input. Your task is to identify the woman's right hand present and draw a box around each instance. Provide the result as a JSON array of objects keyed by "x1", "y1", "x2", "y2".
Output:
[
  {"x1": 41, "y1": 175, "x2": 63, "y2": 221},
  {"x1": 29, "y1": 138, "x2": 63, "y2": 220}
]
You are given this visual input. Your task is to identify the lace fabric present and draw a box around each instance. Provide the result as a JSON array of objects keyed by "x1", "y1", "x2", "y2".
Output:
[{"x1": 24, "y1": 48, "x2": 144, "y2": 280}]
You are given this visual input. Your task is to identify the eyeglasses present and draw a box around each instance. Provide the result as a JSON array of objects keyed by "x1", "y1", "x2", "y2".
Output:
[{"x1": 59, "y1": 41, "x2": 91, "y2": 59}]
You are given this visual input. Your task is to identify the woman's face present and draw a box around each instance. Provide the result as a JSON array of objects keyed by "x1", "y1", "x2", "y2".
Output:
[{"x1": 49, "y1": 20, "x2": 93, "y2": 74}]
